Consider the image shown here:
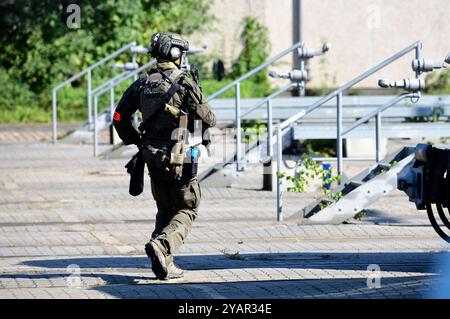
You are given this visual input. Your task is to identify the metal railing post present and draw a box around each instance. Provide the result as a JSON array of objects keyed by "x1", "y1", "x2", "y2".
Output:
[
  {"x1": 109, "y1": 87, "x2": 115, "y2": 117},
  {"x1": 267, "y1": 99, "x2": 273, "y2": 157},
  {"x1": 375, "y1": 113, "x2": 382, "y2": 163},
  {"x1": 87, "y1": 69, "x2": 93, "y2": 128},
  {"x1": 415, "y1": 42, "x2": 423, "y2": 79},
  {"x1": 336, "y1": 92, "x2": 343, "y2": 177},
  {"x1": 52, "y1": 89, "x2": 57, "y2": 144},
  {"x1": 276, "y1": 125, "x2": 283, "y2": 221},
  {"x1": 51, "y1": 42, "x2": 136, "y2": 143},
  {"x1": 109, "y1": 86, "x2": 115, "y2": 146},
  {"x1": 93, "y1": 95, "x2": 98, "y2": 157},
  {"x1": 132, "y1": 60, "x2": 139, "y2": 126},
  {"x1": 235, "y1": 82, "x2": 242, "y2": 171}
]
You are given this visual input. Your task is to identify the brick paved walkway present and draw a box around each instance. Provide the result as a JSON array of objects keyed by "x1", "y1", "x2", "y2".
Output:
[{"x1": 0, "y1": 127, "x2": 449, "y2": 299}]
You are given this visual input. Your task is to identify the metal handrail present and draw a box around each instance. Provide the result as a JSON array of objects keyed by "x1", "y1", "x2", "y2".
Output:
[
  {"x1": 207, "y1": 42, "x2": 304, "y2": 101},
  {"x1": 52, "y1": 42, "x2": 136, "y2": 143},
  {"x1": 239, "y1": 83, "x2": 298, "y2": 159},
  {"x1": 81, "y1": 41, "x2": 302, "y2": 156},
  {"x1": 92, "y1": 70, "x2": 131, "y2": 95},
  {"x1": 205, "y1": 41, "x2": 304, "y2": 170},
  {"x1": 341, "y1": 93, "x2": 417, "y2": 137},
  {"x1": 274, "y1": 41, "x2": 423, "y2": 221},
  {"x1": 240, "y1": 83, "x2": 297, "y2": 119},
  {"x1": 280, "y1": 41, "x2": 421, "y2": 130},
  {"x1": 342, "y1": 92, "x2": 418, "y2": 163}
]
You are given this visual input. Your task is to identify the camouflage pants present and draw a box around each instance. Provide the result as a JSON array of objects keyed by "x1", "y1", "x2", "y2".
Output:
[{"x1": 149, "y1": 174, "x2": 200, "y2": 264}]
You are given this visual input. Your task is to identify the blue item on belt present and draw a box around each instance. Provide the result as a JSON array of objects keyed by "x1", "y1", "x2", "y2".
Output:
[{"x1": 190, "y1": 147, "x2": 199, "y2": 177}]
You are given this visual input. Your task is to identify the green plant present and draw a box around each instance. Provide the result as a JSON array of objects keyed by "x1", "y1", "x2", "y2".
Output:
[
  {"x1": 0, "y1": 0, "x2": 215, "y2": 123},
  {"x1": 241, "y1": 119, "x2": 267, "y2": 143},
  {"x1": 221, "y1": 249, "x2": 245, "y2": 260},
  {"x1": 354, "y1": 210, "x2": 367, "y2": 220},
  {"x1": 440, "y1": 137, "x2": 450, "y2": 144},
  {"x1": 405, "y1": 105, "x2": 444, "y2": 123},
  {"x1": 230, "y1": 16, "x2": 271, "y2": 95},
  {"x1": 423, "y1": 69, "x2": 450, "y2": 94},
  {"x1": 277, "y1": 156, "x2": 341, "y2": 194},
  {"x1": 278, "y1": 156, "x2": 342, "y2": 210},
  {"x1": 303, "y1": 139, "x2": 337, "y2": 157}
]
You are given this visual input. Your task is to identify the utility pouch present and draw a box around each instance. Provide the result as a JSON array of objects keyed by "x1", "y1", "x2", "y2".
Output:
[
  {"x1": 143, "y1": 145, "x2": 169, "y2": 169},
  {"x1": 170, "y1": 141, "x2": 185, "y2": 165},
  {"x1": 170, "y1": 141, "x2": 185, "y2": 180},
  {"x1": 164, "y1": 103, "x2": 181, "y2": 118},
  {"x1": 170, "y1": 114, "x2": 188, "y2": 180}
]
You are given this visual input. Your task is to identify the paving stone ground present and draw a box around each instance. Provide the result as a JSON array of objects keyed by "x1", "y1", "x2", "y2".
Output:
[{"x1": 0, "y1": 125, "x2": 449, "y2": 299}]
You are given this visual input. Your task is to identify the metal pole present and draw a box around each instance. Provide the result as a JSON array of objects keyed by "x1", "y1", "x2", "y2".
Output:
[
  {"x1": 299, "y1": 59, "x2": 306, "y2": 96},
  {"x1": 336, "y1": 92, "x2": 343, "y2": 177},
  {"x1": 267, "y1": 99, "x2": 273, "y2": 157},
  {"x1": 87, "y1": 69, "x2": 92, "y2": 129},
  {"x1": 52, "y1": 89, "x2": 57, "y2": 144},
  {"x1": 299, "y1": 0, "x2": 303, "y2": 43},
  {"x1": 293, "y1": 0, "x2": 304, "y2": 96},
  {"x1": 235, "y1": 82, "x2": 242, "y2": 171},
  {"x1": 109, "y1": 87, "x2": 115, "y2": 145},
  {"x1": 375, "y1": 113, "x2": 381, "y2": 163},
  {"x1": 276, "y1": 125, "x2": 283, "y2": 221},
  {"x1": 93, "y1": 95, "x2": 98, "y2": 157},
  {"x1": 109, "y1": 87, "x2": 115, "y2": 117},
  {"x1": 293, "y1": 0, "x2": 303, "y2": 67},
  {"x1": 415, "y1": 42, "x2": 423, "y2": 79},
  {"x1": 132, "y1": 53, "x2": 139, "y2": 126}
]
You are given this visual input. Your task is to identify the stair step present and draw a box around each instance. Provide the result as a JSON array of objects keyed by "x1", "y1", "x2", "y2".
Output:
[
  {"x1": 377, "y1": 162, "x2": 391, "y2": 170},
  {"x1": 347, "y1": 180, "x2": 364, "y2": 187},
  {"x1": 322, "y1": 197, "x2": 336, "y2": 204},
  {"x1": 296, "y1": 149, "x2": 415, "y2": 225}
]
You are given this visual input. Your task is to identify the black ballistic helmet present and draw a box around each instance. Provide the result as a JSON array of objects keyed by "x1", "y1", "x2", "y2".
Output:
[{"x1": 148, "y1": 32, "x2": 189, "y2": 62}]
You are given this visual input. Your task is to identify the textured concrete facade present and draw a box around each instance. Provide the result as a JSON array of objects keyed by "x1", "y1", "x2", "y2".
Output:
[{"x1": 193, "y1": 0, "x2": 450, "y2": 88}]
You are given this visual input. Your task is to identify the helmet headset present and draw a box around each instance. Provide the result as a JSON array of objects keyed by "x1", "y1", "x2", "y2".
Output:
[{"x1": 148, "y1": 32, "x2": 189, "y2": 64}]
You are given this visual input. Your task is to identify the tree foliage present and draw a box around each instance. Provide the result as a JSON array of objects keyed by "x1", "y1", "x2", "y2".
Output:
[
  {"x1": 231, "y1": 16, "x2": 271, "y2": 87},
  {"x1": 424, "y1": 69, "x2": 450, "y2": 95},
  {"x1": 0, "y1": 0, "x2": 214, "y2": 122}
]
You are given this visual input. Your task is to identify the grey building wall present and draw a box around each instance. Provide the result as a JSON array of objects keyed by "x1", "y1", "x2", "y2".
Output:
[{"x1": 191, "y1": 0, "x2": 450, "y2": 88}]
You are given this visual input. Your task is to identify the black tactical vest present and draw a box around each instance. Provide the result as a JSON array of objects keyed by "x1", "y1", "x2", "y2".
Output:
[{"x1": 139, "y1": 68, "x2": 185, "y2": 140}]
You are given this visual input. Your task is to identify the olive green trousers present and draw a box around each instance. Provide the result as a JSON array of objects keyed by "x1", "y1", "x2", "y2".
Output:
[{"x1": 149, "y1": 176, "x2": 200, "y2": 264}]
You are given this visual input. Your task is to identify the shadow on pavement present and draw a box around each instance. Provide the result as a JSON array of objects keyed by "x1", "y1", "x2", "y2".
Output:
[
  {"x1": 21, "y1": 251, "x2": 447, "y2": 273},
  {"x1": 8, "y1": 251, "x2": 447, "y2": 298},
  {"x1": 90, "y1": 275, "x2": 435, "y2": 299}
]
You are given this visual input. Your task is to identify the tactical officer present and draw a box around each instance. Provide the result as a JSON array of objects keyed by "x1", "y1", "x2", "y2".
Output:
[{"x1": 113, "y1": 32, "x2": 216, "y2": 280}]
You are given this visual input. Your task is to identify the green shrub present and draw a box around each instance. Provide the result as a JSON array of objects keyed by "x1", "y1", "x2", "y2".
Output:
[
  {"x1": 0, "y1": 0, "x2": 215, "y2": 123},
  {"x1": 0, "y1": 69, "x2": 35, "y2": 111},
  {"x1": 424, "y1": 69, "x2": 450, "y2": 94},
  {"x1": 231, "y1": 16, "x2": 271, "y2": 85}
]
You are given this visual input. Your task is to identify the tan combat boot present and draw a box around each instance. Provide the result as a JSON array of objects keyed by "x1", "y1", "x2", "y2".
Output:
[
  {"x1": 145, "y1": 241, "x2": 168, "y2": 280},
  {"x1": 166, "y1": 262, "x2": 184, "y2": 279}
]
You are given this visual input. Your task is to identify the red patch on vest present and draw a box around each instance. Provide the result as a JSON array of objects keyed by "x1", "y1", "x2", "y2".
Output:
[{"x1": 113, "y1": 112, "x2": 122, "y2": 121}]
